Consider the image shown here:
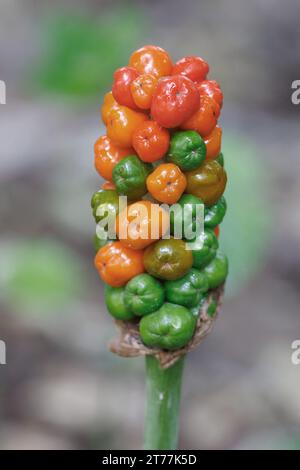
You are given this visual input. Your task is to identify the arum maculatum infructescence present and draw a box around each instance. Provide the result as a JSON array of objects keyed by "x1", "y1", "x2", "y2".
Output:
[{"x1": 91, "y1": 45, "x2": 228, "y2": 450}]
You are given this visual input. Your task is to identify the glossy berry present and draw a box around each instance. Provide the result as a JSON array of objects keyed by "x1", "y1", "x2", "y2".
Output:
[
  {"x1": 204, "y1": 126, "x2": 222, "y2": 160},
  {"x1": 130, "y1": 73, "x2": 158, "y2": 110},
  {"x1": 151, "y1": 75, "x2": 200, "y2": 128},
  {"x1": 139, "y1": 302, "x2": 196, "y2": 350},
  {"x1": 172, "y1": 56, "x2": 209, "y2": 83},
  {"x1": 94, "y1": 135, "x2": 131, "y2": 181},
  {"x1": 132, "y1": 120, "x2": 170, "y2": 162},
  {"x1": 197, "y1": 80, "x2": 223, "y2": 108},
  {"x1": 146, "y1": 163, "x2": 187, "y2": 204},
  {"x1": 112, "y1": 66, "x2": 140, "y2": 110},
  {"x1": 129, "y1": 45, "x2": 173, "y2": 78},
  {"x1": 181, "y1": 95, "x2": 219, "y2": 137}
]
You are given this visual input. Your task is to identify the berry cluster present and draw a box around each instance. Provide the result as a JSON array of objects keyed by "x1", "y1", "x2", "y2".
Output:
[{"x1": 92, "y1": 45, "x2": 228, "y2": 351}]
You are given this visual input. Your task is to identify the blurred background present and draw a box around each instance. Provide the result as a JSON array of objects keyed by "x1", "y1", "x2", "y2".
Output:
[{"x1": 0, "y1": 0, "x2": 299, "y2": 450}]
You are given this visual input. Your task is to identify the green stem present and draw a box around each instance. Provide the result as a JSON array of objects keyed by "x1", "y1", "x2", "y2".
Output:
[{"x1": 144, "y1": 355, "x2": 185, "y2": 450}]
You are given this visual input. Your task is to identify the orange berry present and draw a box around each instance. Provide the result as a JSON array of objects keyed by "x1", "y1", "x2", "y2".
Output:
[
  {"x1": 146, "y1": 163, "x2": 187, "y2": 204},
  {"x1": 130, "y1": 73, "x2": 158, "y2": 110},
  {"x1": 132, "y1": 120, "x2": 170, "y2": 163},
  {"x1": 129, "y1": 45, "x2": 173, "y2": 78},
  {"x1": 94, "y1": 135, "x2": 131, "y2": 181},
  {"x1": 205, "y1": 126, "x2": 222, "y2": 160},
  {"x1": 181, "y1": 95, "x2": 219, "y2": 137},
  {"x1": 116, "y1": 200, "x2": 169, "y2": 250},
  {"x1": 106, "y1": 106, "x2": 147, "y2": 148},
  {"x1": 101, "y1": 91, "x2": 120, "y2": 125},
  {"x1": 95, "y1": 241, "x2": 145, "y2": 287}
]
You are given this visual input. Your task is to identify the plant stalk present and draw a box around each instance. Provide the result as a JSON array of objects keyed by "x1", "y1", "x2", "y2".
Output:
[{"x1": 144, "y1": 355, "x2": 185, "y2": 450}]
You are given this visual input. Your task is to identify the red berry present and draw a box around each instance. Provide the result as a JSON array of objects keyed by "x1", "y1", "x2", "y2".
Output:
[
  {"x1": 151, "y1": 75, "x2": 200, "y2": 128},
  {"x1": 172, "y1": 56, "x2": 209, "y2": 83},
  {"x1": 112, "y1": 66, "x2": 140, "y2": 110},
  {"x1": 197, "y1": 80, "x2": 223, "y2": 108}
]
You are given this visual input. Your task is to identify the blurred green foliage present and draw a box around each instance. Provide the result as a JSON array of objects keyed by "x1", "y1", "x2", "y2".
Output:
[
  {"x1": 32, "y1": 5, "x2": 145, "y2": 99},
  {"x1": 220, "y1": 134, "x2": 272, "y2": 295},
  {"x1": 0, "y1": 238, "x2": 85, "y2": 315}
]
